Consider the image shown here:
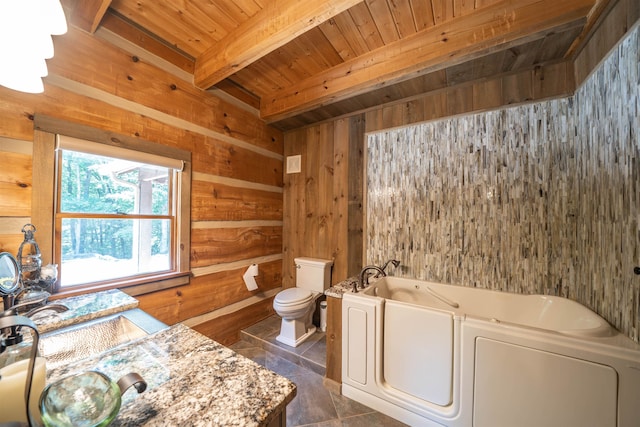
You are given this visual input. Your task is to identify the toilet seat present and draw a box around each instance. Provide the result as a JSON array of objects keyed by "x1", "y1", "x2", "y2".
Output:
[{"x1": 274, "y1": 288, "x2": 313, "y2": 306}]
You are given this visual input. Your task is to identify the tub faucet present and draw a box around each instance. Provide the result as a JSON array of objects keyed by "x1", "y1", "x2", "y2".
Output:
[
  {"x1": 381, "y1": 259, "x2": 400, "y2": 273},
  {"x1": 355, "y1": 265, "x2": 386, "y2": 293}
]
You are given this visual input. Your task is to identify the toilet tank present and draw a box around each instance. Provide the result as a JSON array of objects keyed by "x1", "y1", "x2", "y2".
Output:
[{"x1": 295, "y1": 257, "x2": 333, "y2": 293}]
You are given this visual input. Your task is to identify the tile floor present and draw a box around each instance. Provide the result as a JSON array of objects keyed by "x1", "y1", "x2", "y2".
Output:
[{"x1": 230, "y1": 315, "x2": 408, "y2": 427}]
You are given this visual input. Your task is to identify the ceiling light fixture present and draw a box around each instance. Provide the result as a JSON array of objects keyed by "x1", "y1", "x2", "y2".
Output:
[{"x1": 0, "y1": 0, "x2": 67, "y2": 93}]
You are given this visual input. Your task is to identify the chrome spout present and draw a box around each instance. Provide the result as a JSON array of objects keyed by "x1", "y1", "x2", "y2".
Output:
[
  {"x1": 2, "y1": 300, "x2": 69, "y2": 319},
  {"x1": 24, "y1": 303, "x2": 69, "y2": 318},
  {"x1": 6, "y1": 295, "x2": 48, "y2": 314}
]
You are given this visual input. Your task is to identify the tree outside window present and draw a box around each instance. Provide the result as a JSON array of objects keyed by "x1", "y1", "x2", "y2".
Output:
[{"x1": 57, "y1": 147, "x2": 176, "y2": 287}]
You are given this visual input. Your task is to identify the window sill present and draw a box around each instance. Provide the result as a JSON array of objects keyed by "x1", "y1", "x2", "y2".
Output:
[{"x1": 50, "y1": 272, "x2": 191, "y2": 300}]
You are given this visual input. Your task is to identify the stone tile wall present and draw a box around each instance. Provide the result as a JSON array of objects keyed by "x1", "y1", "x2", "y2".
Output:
[{"x1": 366, "y1": 26, "x2": 639, "y2": 341}]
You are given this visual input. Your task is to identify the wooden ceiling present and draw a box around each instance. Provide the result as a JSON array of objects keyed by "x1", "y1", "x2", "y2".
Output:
[{"x1": 65, "y1": 0, "x2": 603, "y2": 130}]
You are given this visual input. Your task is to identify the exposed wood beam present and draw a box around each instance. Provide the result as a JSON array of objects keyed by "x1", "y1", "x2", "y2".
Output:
[
  {"x1": 100, "y1": 12, "x2": 196, "y2": 75},
  {"x1": 564, "y1": 0, "x2": 616, "y2": 58},
  {"x1": 70, "y1": 0, "x2": 112, "y2": 33},
  {"x1": 194, "y1": 0, "x2": 364, "y2": 90},
  {"x1": 212, "y1": 80, "x2": 261, "y2": 110},
  {"x1": 260, "y1": 0, "x2": 596, "y2": 122},
  {"x1": 100, "y1": 12, "x2": 260, "y2": 111}
]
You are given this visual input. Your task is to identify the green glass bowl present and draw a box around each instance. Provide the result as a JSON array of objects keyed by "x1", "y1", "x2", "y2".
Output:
[{"x1": 40, "y1": 371, "x2": 121, "y2": 427}]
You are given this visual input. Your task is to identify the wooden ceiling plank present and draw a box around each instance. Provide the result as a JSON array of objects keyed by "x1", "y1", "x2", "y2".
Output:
[
  {"x1": 410, "y1": 0, "x2": 436, "y2": 31},
  {"x1": 446, "y1": 61, "x2": 475, "y2": 86},
  {"x1": 474, "y1": 0, "x2": 502, "y2": 8},
  {"x1": 183, "y1": 1, "x2": 245, "y2": 38},
  {"x1": 194, "y1": 0, "x2": 364, "y2": 89},
  {"x1": 453, "y1": 0, "x2": 476, "y2": 17},
  {"x1": 330, "y1": 10, "x2": 372, "y2": 56},
  {"x1": 387, "y1": 0, "x2": 418, "y2": 37},
  {"x1": 564, "y1": 0, "x2": 615, "y2": 58},
  {"x1": 364, "y1": 0, "x2": 400, "y2": 44},
  {"x1": 510, "y1": 39, "x2": 546, "y2": 70},
  {"x1": 261, "y1": 0, "x2": 594, "y2": 122},
  {"x1": 70, "y1": 0, "x2": 112, "y2": 33},
  {"x1": 296, "y1": 29, "x2": 346, "y2": 70},
  {"x1": 235, "y1": 58, "x2": 294, "y2": 93},
  {"x1": 431, "y1": 0, "x2": 455, "y2": 24},
  {"x1": 215, "y1": 0, "x2": 263, "y2": 22},
  {"x1": 230, "y1": 70, "x2": 275, "y2": 96},
  {"x1": 536, "y1": 28, "x2": 584, "y2": 63},
  {"x1": 471, "y1": 50, "x2": 507, "y2": 80},
  {"x1": 274, "y1": 38, "x2": 324, "y2": 81},
  {"x1": 319, "y1": 18, "x2": 359, "y2": 61},
  {"x1": 349, "y1": 2, "x2": 386, "y2": 50},
  {"x1": 109, "y1": 0, "x2": 223, "y2": 57}
]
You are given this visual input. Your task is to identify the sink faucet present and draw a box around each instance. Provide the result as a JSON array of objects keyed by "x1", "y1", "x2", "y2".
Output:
[
  {"x1": 3, "y1": 296, "x2": 68, "y2": 318},
  {"x1": 23, "y1": 303, "x2": 69, "y2": 318},
  {"x1": 1, "y1": 299, "x2": 69, "y2": 346},
  {"x1": 355, "y1": 265, "x2": 386, "y2": 293}
]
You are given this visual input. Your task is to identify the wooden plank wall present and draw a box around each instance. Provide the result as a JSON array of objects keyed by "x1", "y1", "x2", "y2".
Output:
[
  {"x1": 282, "y1": 115, "x2": 364, "y2": 288},
  {"x1": 0, "y1": 137, "x2": 32, "y2": 252},
  {"x1": 363, "y1": 61, "x2": 576, "y2": 134},
  {"x1": 573, "y1": 0, "x2": 640, "y2": 87},
  {"x1": 0, "y1": 24, "x2": 283, "y2": 345}
]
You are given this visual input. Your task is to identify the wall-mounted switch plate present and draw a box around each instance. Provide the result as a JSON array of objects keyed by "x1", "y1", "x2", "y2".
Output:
[{"x1": 286, "y1": 155, "x2": 301, "y2": 174}]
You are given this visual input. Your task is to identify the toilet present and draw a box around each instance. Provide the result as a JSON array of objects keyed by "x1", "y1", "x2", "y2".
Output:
[{"x1": 273, "y1": 257, "x2": 333, "y2": 347}]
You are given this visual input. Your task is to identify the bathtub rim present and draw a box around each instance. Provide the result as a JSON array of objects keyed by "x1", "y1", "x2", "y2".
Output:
[{"x1": 359, "y1": 275, "x2": 620, "y2": 340}]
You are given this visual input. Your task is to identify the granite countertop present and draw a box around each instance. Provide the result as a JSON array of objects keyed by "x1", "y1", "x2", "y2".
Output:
[
  {"x1": 32, "y1": 289, "x2": 139, "y2": 333},
  {"x1": 325, "y1": 276, "x2": 358, "y2": 298},
  {"x1": 33, "y1": 290, "x2": 296, "y2": 426},
  {"x1": 46, "y1": 324, "x2": 297, "y2": 427}
]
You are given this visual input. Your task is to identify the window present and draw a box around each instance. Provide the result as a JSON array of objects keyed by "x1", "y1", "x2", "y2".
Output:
[{"x1": 33, "y1": 116, "x2": 191, "y2": 296}]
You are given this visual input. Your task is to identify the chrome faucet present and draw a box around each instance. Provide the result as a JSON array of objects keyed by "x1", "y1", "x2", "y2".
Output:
[
  {"x1": 4, "y1": 295, "x2": 68, "y2": 317},
  {"x1": 355, "y1": 265, "x2": 386, "y2": 293},
  {"x1": 1, "y1": 302, "x2": 68, "y2": 348},
  {"x1": 23, "y1": 303, "x2": 69, "y2": 318},
  {"x1": 2, "y1": 297, "x2": 68, "y2": 324}
]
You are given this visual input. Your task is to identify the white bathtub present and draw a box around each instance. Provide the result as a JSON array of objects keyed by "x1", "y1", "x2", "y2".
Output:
[{"x1": 342, "y1": 276, "x2": 640, "y2": 427}]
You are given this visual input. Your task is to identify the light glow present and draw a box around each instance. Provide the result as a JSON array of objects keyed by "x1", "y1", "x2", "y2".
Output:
[{"x1": 0, "y1": 0, "x2": 67, "y2": 93}]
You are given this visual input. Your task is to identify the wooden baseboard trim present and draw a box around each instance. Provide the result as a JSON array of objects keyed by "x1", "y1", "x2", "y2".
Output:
[{"x1": 322, "y1": 377, "x2": 342, "y2": 395}]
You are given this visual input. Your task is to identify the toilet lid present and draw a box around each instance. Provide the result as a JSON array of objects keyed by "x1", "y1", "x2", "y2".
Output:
[{"x1": 275, "y1": 288, "x2": 313, "y2": 305}]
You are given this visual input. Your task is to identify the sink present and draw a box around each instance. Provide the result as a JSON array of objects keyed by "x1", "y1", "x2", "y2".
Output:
[{"x1": 39, "y1": 311, "x2": 156, "y2": 369}]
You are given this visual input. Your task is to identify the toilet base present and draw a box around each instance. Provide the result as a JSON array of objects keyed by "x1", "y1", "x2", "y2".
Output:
[{"x1": 276, "y1": 318, "x2": 317, "y2": 347}]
